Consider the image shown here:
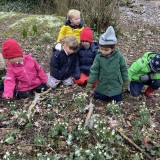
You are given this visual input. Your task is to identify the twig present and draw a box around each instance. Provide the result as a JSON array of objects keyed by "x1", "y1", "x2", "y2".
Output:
[
  {"x1": 84, "y1": 98, "x2": 94, "y2": 127},
  {"x1": 28, "y1": 88, "x2": 52, "y2": 114},
  {"x1": 18, "y1": 143, "x2": 56, "y2": 153},
  {"x1": 118, "y1": 128, "x2": 153, "y2": 160}
]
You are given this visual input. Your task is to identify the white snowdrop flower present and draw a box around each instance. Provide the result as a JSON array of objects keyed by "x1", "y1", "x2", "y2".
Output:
[
  {"x1": 103, "y1": 131, "x2": 105, "y2": 134},
  {"x1": 45, "y1": 152, "x2": 48, "y2": 155},
  {"x1": 68, "y1": 134, "x2": 72, "y2": 140},
  {"x1": 85, "y1": 150, "x2": 91, "y2": 154},
  {"x1": 90, "y1": 153, "x2": 94, "y2": 157},
  {"x1": 47, "y1": 158, "x2": 50, "y2": 160},
  {"x1": 66, "y1": 140, "x2": 72, "y2": 145},
  {"x1": 37, "y1": 153, "x2": 42, "y2": 156},
  {"x1": 99, "y1": 151, "x2": 102, "y2": 155},
  {"x1": 6, "y1": 151, "x2": 10, "y2": 156},
  {"x1": 94, "y1": 124, "x2": 98, "y2": 128},
  {"x1": 111, "y1": 129, "x2": 115, "y2": 135},
  {"x1": 97, "y1": 133, "x2": 99, "y2": 136},
  {"x1": 100, "y1": 130, "x2": 102, "y2": 133}
]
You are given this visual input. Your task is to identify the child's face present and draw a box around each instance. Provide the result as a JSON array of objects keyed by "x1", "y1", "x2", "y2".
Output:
[
  {"x1": 100, "y1": 46, "x2": 114, "y2": 56},
  {"x1": 70, "y1": 15, "x2": 81, "y2": 26},
  {"x1": 63, "y1": 44, "x2": 75, "y2": 55},
  {"x1": 5, "y1": 57, "x2": 23, "y2": 64},
  {"x1": 81, "y1": 41, "x2": 90, "y2": 49}
]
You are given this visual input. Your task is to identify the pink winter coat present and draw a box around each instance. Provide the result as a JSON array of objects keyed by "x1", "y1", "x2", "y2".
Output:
[{"x1": 3, "y1": 54, "x2": 48, "y2": 98}]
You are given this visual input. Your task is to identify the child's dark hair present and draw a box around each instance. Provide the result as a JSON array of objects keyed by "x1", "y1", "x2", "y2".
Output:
[
  {"x1": 100, "y1": 44, "x2": 115, "y2": 49},
  {"x1": 60, "y1": 36, "x2": 79, "y2": 50}
]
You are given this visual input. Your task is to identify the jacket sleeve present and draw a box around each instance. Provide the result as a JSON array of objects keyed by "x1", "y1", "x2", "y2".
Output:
[
  {"x1": 88, "y1": 56, "x2": 100, "y2": 84},
  {"x1": 50, "y1": 52, "x2": 60, "y2": 79},
  {"x1": 128, "y1": 59, "x2": 144, "y2": 81},
  {"x1": 3, "y1": 67, "x2": 15, "y2": 98},
  {"x1": 57, "y1": 25, "x2": 66, "y2": 42},
  {"x1": 74, "y1": 55, "x2": 80, "y2": 79},
  {"x1": 33, "y1": 58, "x2": 48, "y2": 84},
  {"x1": 119, "y1": 55, "x2": 128, "y2": 82}
]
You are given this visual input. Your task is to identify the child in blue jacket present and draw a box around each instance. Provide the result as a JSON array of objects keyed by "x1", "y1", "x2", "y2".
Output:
[
  {"x1": 74, "y1": 27, "x2": 98, "y2": 86},
  {"x1": 47, "y1": 36, "x2": 79, "y2": 89}
]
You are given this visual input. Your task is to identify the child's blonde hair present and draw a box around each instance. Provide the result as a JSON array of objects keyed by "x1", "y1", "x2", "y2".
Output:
[
  {"x1": 60, "y1": 36, "x2": 79, "y2": 50},
  {"x1": 67, "y1": 9, "x2": 81, "y2": 20}
]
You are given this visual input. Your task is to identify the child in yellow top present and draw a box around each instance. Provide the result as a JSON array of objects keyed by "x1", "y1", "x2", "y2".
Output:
[{"x1": 57, "y1": 9, "x2": 84, "y2": 43}]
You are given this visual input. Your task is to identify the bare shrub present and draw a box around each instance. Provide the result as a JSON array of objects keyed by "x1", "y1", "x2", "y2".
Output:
[{"x1": 53, "y1": 0, "x2": 120, "y2": 35}]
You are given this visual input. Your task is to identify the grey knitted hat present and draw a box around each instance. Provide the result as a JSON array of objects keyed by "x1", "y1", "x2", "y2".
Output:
[{"x1": 99, "y1": 26, "x2": 117, "y2": 45}]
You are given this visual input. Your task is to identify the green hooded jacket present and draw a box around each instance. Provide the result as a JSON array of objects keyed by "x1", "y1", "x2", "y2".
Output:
[
  {"x1": 128, "y1": 52, "x2": 160, "y2": 82},
  {"x1": 88, "y1": 49, "x2": 128, "y2": 97}
]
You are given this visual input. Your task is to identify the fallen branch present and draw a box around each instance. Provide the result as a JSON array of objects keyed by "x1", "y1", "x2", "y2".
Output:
[
  {"x1": 118, "y1": 128, "x2": 153, "y2": 160},
  {"x1": 28, "y1": 88, "x2": 52, "y2": 114},
  {"x1": 84, "y1": 98, "x2": 94, "y2": 127}
]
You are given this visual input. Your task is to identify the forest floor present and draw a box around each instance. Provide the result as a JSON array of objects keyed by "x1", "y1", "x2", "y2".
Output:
[{"x1": 0, "y1": 0, "x2": 160, "y2": 159}]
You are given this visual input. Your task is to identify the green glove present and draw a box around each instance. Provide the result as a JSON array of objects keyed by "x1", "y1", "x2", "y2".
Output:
[
  {"x1": 122, "y1": 81, "x2": 129, "y2": 93},
  {"x1": 86, "y1": 83, "x2": 93, "y2": 92}
]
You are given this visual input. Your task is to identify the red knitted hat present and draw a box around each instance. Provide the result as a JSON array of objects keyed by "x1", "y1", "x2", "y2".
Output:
[
  {"x1": 2, "y1": 38, "x2": 23, "y2": 59},
  {"x1": 80, "y1": 27, "x2": 93, "y2": 42}
]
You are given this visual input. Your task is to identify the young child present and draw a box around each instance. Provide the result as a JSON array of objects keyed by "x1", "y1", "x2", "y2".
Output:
[
  {"x1": 128, "y1": 52, "x2": 160, "y2": 101},
  {"x1": 86, "y1": 26, "x2": 128, "y2": 102},
  {"x1": 74, "y1": 27, "x2": 98, "y2": 86},
  {"x1": 57, "y1": 9, "x2": 84, "y2": 43},
  {"x1": 47, "y1": 36, "x2": 79, "y2": 89},
  {"x1": 2, "y1": 38, "x2": 48, "y2": 99},
  {"x1": 0, "y1": 53, "x2": 6, "y2": 91}
]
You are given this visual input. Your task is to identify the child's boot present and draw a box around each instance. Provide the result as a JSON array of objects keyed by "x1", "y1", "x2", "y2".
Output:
[{"x1": 144, "y1": 86, "x2": 156, "y2": 101}]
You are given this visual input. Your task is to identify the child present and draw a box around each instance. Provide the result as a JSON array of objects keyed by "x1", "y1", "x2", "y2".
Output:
[
  {"x1": 0, "y1": 53, "x2": 6, "y2": 91},
  {"x1": 128, "y1": 52, "x2": 160, "y2": 101},
  {"x1": 2, "y1": 38, "x2": 48, "y2": 99},
  {"x1": 57, "y1": 9, "x2": 84, "y2": 43},
  {"x1": 86, "y1": 26, "x2": 128, "y2": 102},
  {"x1": 74, "y1": 27, "x2": 98, "y2": 86},
  {"x1": 47, "y1": 36, "x2": 79, "y2": 89}
]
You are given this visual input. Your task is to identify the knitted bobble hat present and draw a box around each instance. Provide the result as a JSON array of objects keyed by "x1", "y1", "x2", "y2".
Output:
[
  {"x1": 2, "y1": 38, "x2": 23, "y2": 59},
  {"x1": 150, "y1": 53, "x2": 160, "y2": 72},
  {"x1": 99, "y1": 26, "x2": 117, "y2": 45},
  {"x1": 80, "y1": 27, "x2": 93, "y2": 42}
]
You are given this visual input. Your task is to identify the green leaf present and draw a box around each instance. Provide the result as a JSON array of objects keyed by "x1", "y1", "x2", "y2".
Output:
[{"x1": 5, "y1": 136, "x2": 14, "y2": 144}]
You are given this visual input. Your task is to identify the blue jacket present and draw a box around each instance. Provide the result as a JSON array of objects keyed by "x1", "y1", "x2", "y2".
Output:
[
  {"x1": 74, "y1": 42, "x2": 99, "y2": 79},
  {"x1": 50, "y1": 48, "x2": 77, "y2": 80}
]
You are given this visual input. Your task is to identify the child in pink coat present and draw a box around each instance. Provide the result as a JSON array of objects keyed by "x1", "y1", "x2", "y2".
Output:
[{"x1": 2, "y1": 38, "x2": 48, "y2": 99}]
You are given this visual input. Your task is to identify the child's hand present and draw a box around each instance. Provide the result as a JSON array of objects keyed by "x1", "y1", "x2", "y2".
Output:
[
  {"x1": 122, "y1": 81, "x2": 129, "y2": 93},
  {"x1": 140, "y1": 73, "x2": 154, "y2": 82},
  {"x1": 86, "y1": 83, "x2": 94, "y2": 95},
  {"x1": 3, "y1": 97, "x2": 11, "y2": 99}
]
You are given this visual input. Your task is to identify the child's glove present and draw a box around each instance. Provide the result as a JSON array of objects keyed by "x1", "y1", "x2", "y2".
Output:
[
  {"x1": 86, "y1": 83, "x2": 93, "y2": 92},
  {"x1": 140, "y1": 73, "x2": 154, "y2": 82},
  {"x1": 122, "y1": 81, "x2": 129, "y2": 93}
]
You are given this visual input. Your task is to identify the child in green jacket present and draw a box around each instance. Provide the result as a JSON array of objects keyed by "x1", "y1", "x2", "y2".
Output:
[
  {"x1": 128, "y1": 52, "x2": 160, "y2": 101},
  {"x1": 86, "y1": 26, "x2": 128, "y2": 102}
]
